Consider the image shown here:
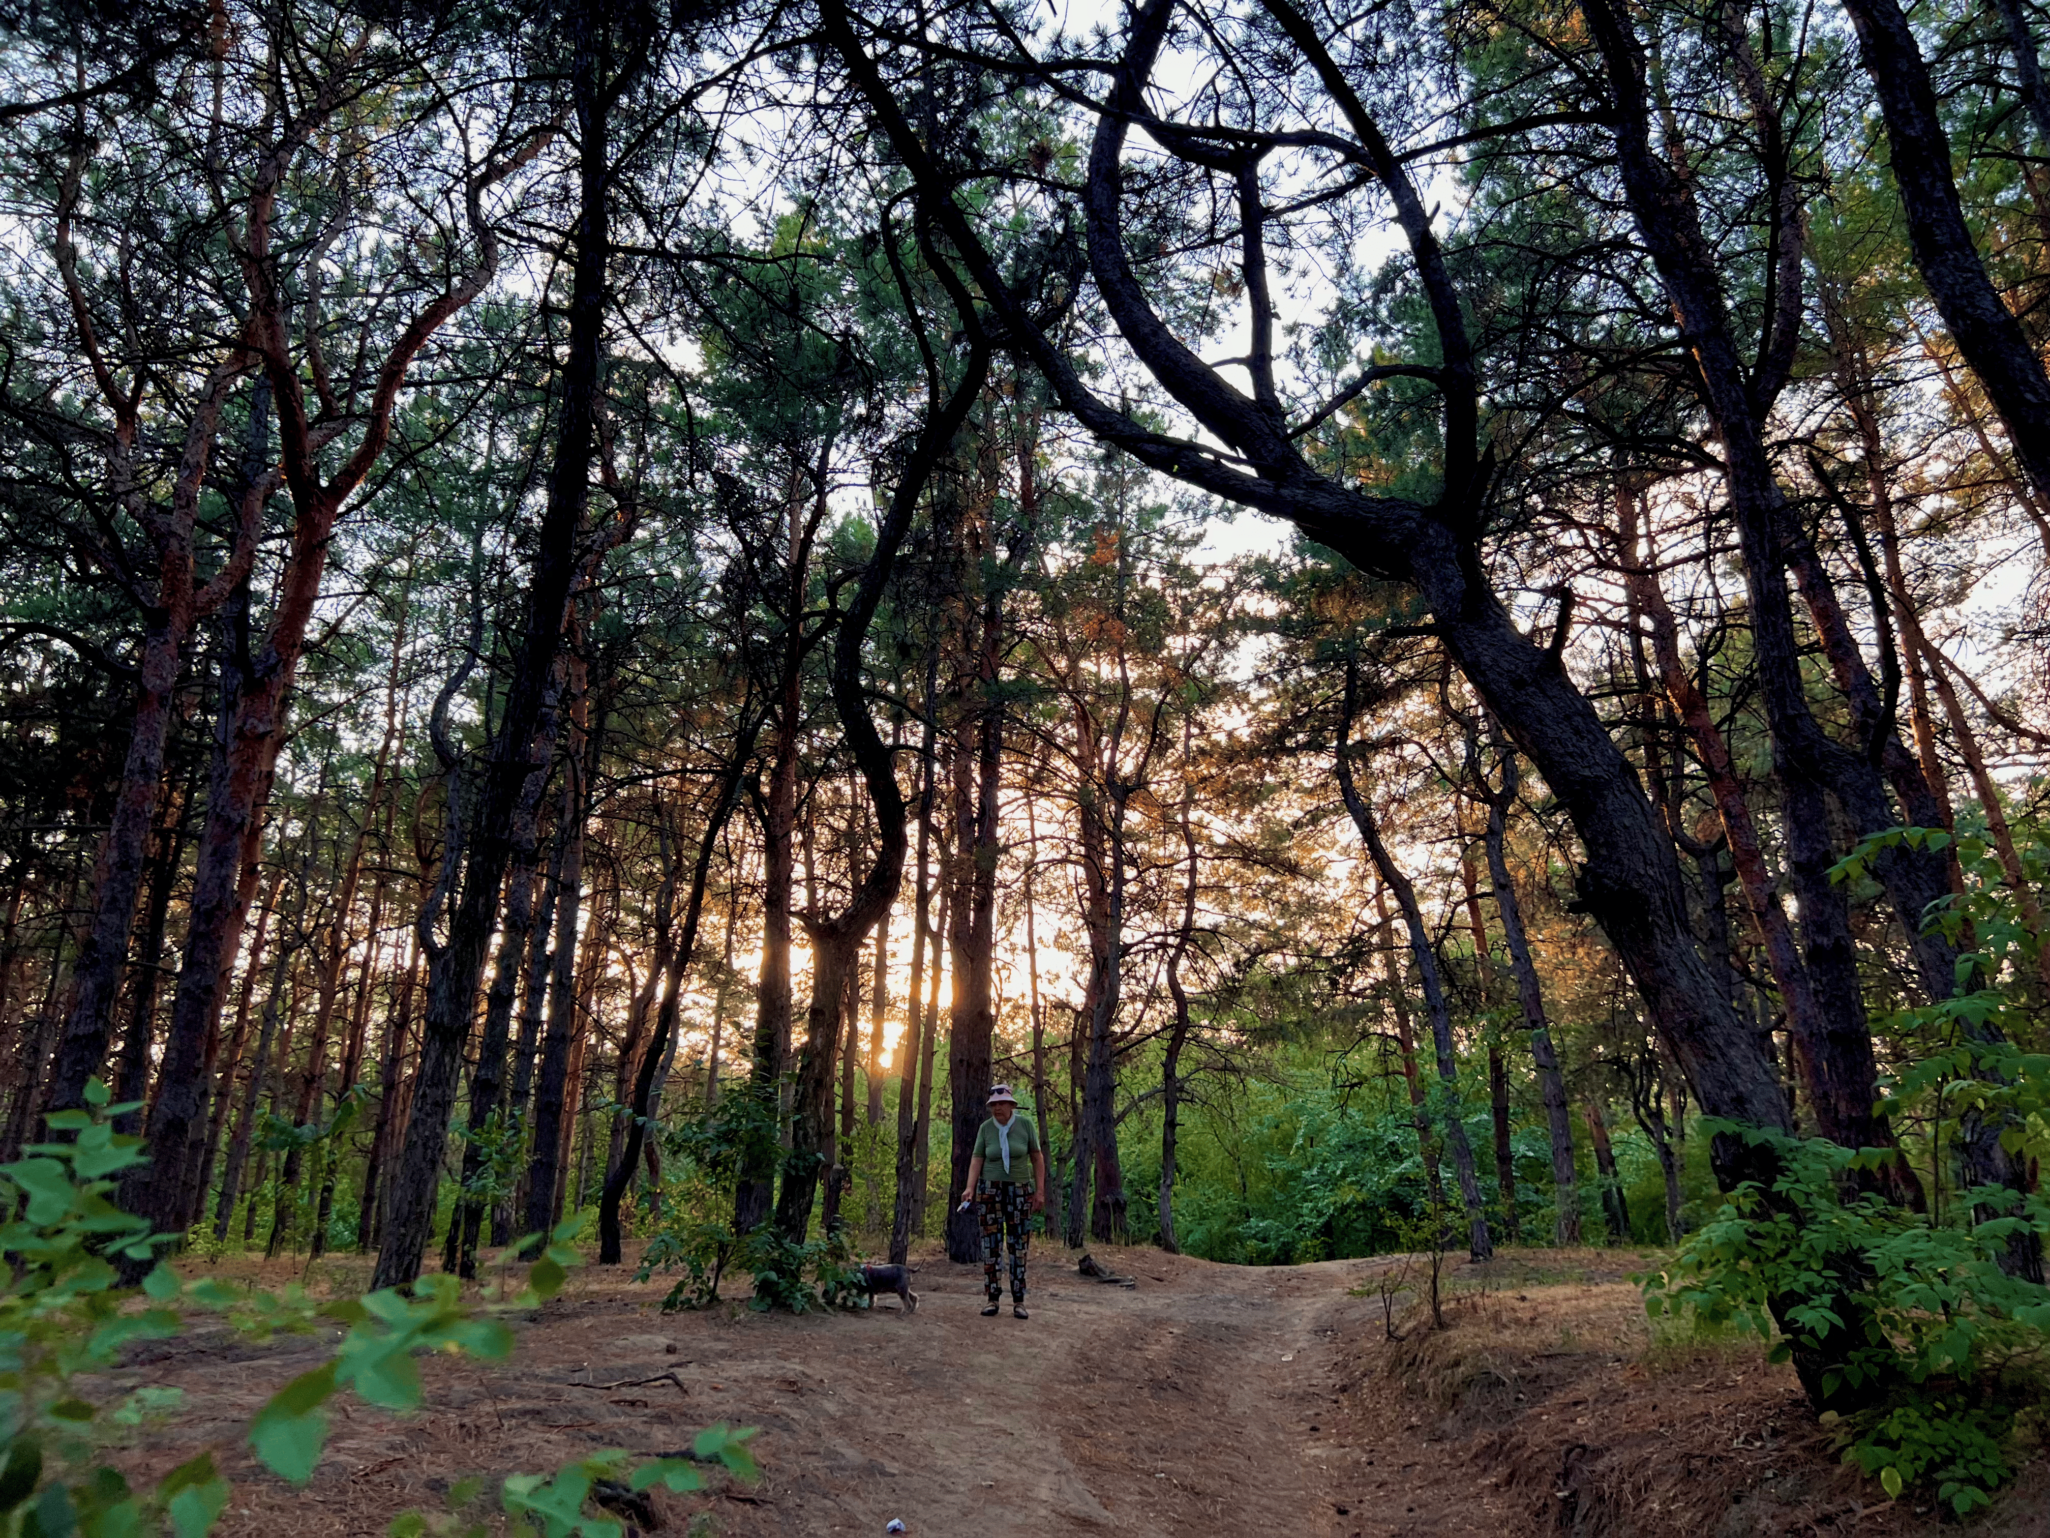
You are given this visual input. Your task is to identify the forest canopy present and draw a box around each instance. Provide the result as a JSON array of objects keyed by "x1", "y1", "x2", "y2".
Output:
[{"x1": 2, "y1": 0, "x2": 2048, "y2": 1497}]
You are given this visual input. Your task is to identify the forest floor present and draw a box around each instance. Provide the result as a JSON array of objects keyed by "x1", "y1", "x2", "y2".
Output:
[{"x1": 102, "y1": 1242, "x2": 2049, "y2": 1537}]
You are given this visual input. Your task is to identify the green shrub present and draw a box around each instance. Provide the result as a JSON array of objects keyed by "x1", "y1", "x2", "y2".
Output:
[
  {"x1": 1643, "y1": 1120, "x2": 2050, "y2": 1514},
  {"x1": 1643, "y1": 819, "x2": 2050, "y2": 1514},
  {"x1": 638, "y1": 1091, "x2": 865, "y2": 1313},
  {"x1": 0, "y1": 1079, "x2": 758, "y2": 1536}
]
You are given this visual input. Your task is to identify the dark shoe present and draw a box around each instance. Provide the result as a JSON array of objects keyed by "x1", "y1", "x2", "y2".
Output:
[
  {"x1": 980, "y1": 1302, "x2": 1000, "y2": 1316},
  {"x1": 1012, "y1": 1304, "x2": 1029, "y2": 1319}
]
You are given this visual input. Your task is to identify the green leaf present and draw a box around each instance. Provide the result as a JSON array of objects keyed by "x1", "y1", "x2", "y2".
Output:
[
  {"x1": 158, "y1": 1456, "x2": 228, "y2": 1538},
  {"x1": 27, "y1": 1480, "x2": 77, "y2": 1538},
  {"x1": 79, "y1": 1495, "x2": 143, "y2": 1538},
  {"x1": 165, "y1": 1478, "x2": 228, "y2": 1538},
  {"x1": 83, "y1": 1079, "x2": 109, "y2": 1108},
  {"x1": 388, "y1": 1515, "x2": 427, "y2": 1538},
  {"x1": 249, "y1": 1364, "x2": 337, "y2": 1485},
  {"x1": 345, "y1": 1347, "x2": 423, "y2": 1412},
  {"x1": 6, "y1": 1159, "x2": 75, "y2": 1225},
  {"x1": 0, "y1": 1435, "x2": 45, "y2": 1512},
  {"x1": 141, "y1": 1265, "x2": 180, "y2": 1302},
  {"x1": 527, "y1": 1257, "x2": 568, "y2": 1301},
  {"x1": 48, "y1": 1399, "x2": 95, "y2": 1423},
  {"x1": 629, "y1": 1459, "x2": 701, "y2": 1495},
  {"x1": 445, "y1": 1320, "x2": 514, "y2": 1361},
  {"x1": 1879, "y1": 1466, "x2": 1903, "y2": 1499}
]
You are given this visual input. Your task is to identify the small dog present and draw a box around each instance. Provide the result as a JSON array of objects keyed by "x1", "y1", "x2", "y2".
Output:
[{"x1": 857, "y1": 1263, "x2": 919, "y2": 1313}]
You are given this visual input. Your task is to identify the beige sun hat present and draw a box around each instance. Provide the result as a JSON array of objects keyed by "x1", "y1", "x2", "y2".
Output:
[{"x1": 986, "y1": 1083, "x2": 1019, "y2": 1106}]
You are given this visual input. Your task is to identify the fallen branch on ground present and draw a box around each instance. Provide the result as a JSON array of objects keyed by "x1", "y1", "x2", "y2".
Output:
[{"x1": 1078, "y1": 1253, "x2": 1137, "y2": 1288}]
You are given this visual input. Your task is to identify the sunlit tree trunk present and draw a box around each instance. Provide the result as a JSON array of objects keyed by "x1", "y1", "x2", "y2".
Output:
[{"x1": 889, "y1": 660, "x2": 941, "y2": 1266}]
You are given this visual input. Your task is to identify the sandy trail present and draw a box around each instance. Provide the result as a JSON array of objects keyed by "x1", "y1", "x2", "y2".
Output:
[{"x1": 108, "y1": 1244, "x2": 1488, "y2": 1537}]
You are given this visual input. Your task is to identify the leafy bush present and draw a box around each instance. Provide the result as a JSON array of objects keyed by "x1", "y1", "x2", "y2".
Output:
[
  {"x1": 635, "y1": 1089, "x2": 864, "y2": 1313},
  {"x1": 739, "y1": 1226, "x2": 863, "y2": 1314},
  {"x1": 1162, "y1": 1071, "x2": 1549, "y2": 1263},
  {"x1": 1645, "y1": 818, "x2": 2050, "y2": 1514},
  {"x1": 1643, "y1": 1119, "x2": 2050, "y2": 1513},
  {"x1": 642, "y1": 1218, "x2": 862, "y2": 1314},
  {"x1": 0, "y1": 1080, "x2": 758, "y2": 1536},
  {"x1": 1838, "y1": 1399, "x2": 2013, "y2": 1514}
]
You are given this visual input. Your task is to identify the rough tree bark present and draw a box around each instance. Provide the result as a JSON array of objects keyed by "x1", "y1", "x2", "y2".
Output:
[
  {"x1": 524, "y1": 642, "x2": 601, "y2": 1238},
  {"x1": 775, "y1": 335, "x2": 991, "y2": 1246},
  {"x1": 368, "y1": 19, "x2": 588, "y2": 1287},
  {"x1": 42, "y1": 149, "x2": 266, "y2": 1120},
  {"x1": 1835, "y1": 0, "x2": 2050, "y2": 511}
]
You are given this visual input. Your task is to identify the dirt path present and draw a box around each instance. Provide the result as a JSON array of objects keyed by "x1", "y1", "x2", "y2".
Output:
[
  {"x1": 104, "y1": 1244, "x2": 2050, "y2": 1536},
  {"x1": 109, "y1": 1245, "x2": 1484, "y2": 1537}
]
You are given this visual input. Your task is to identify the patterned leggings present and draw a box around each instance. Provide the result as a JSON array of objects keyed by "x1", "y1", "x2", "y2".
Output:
[{"x1": 977, "y1": 1180, "x2": 1034, "y2": 1302}]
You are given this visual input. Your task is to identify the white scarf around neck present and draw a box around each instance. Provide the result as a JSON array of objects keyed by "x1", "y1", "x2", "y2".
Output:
[{"x1": 994, "y1": 1115, "x2": 1012, "y2": 1173}]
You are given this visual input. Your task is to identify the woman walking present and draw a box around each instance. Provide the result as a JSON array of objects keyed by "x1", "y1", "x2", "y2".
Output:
[{"x1": 958, "y1": 1084, "x2": 1046, "y2": 1318}]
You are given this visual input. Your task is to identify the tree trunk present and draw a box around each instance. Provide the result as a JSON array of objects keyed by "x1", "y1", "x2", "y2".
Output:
[
  {"x1": 214, "y1": 869, "x2": 308, "y2": 1240},
  {"x1": 1621, "y1": 494, "x2": 1924, "y2": 1205},
  {"x1": 110, "y1": 777, "x2": 191, "y2": 1133},
  {"x1": 198, "y1": 860, "x2": 286, "y2": 1229},
  {"x1": 47, "y1": 616, "x2": 187, "y2": 1117},
  {"x1": 370, "y1": 11, "x2": 602, "y2": 1288},
  {"x1": 598, "y1": 732, "x2": 754, "y2": 1264},
  {"x1": 839, "y1": 958, "x2": 861, "y2": 1149},
  {"x1": 1458, "y1": 852, "x2": 1519, "y2": 1245},
  {"x1": 775, "y1": 342, "x2": 982, "y2": 1249},
  {"x1": 1023, "y1": 794, "x2": 1058, "y2": 1248},
  {"x1": 1628, "y1": 1053, "x2": 1688, "y2": 1242},
  {"x1": 1157, "y1": 735, "x2": 1198, "y2": 1255},
  {"x1": 311, "y1": 909, "x2": 382, "y2": 1260},
  {"x1": 732, "y1": 469, "x2": 813, "y2": 1236},
  {"x1": 525, "y1": 686, "x2": 595, "y2": 1239},
  {"x1": 911, "y1": 883, "x2": 947, "y2": 1244},
  {"x1": 1340, "y1": 660, "x2": 1491, "y2": 1261},
  {"x1": 889, "y1": 662, "x2": 941, "y2": 1266},
  {"x1": 865, "y1": 905, "x2": 889, "y2": 1127},
  {"x1": 453, "y1": 683, "x2": 561, "y2": 1274},
  {"x1": 706, "y1": 893, "x2": 736, "y2": 1106},
  {"x1": 358, "y1": 937, "x2": 420, "y2": 1251},
  {"x1": 1377, "y1": 890, "x2": 1447, "y2": 1217},
  {"x1": 943, "y1": 633, "x2": 1003, "y2": 1260},
  {"x1": 1474, "y1": 769, "x2": 1579, "y2": 1244},
  {"x1": 1835, "y1": 0, "x2": 2050, "y2": 511},
  {"x1": 1582, "y1": 1099, "x2": 1631, "y2": 1242}
]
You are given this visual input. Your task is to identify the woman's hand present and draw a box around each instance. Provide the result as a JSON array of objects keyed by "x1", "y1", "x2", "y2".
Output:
[{"x1": 1029, "y1": 1189, "x2": 1045, "y2": 1214}]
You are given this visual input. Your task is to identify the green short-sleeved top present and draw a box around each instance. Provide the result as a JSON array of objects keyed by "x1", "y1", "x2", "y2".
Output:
[{"x1": 973, "y1": 1113, "x2": 1040, "y2": 1182}]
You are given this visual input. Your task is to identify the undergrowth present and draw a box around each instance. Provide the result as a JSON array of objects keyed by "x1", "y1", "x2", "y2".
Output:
[{"x1": 0, "y1": 1080, "x2": 759, "y2": 1536}]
